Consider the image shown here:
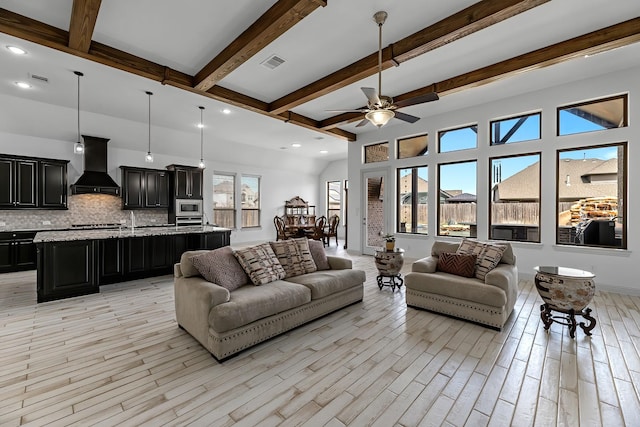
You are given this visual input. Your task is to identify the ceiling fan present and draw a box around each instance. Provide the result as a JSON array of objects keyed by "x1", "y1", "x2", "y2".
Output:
[{"x1": 329, "y1": 11, "x2": 439, "y2": 128}]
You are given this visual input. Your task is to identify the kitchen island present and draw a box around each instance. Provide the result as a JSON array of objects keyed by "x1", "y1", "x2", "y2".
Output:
[{"x1": 34, "y1": 225, "x2": 231, "y2": 302}]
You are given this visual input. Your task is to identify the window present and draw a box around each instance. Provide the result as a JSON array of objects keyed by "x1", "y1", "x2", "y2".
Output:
[
  {"x1": 558, "y1": 94, "x2": 627, "y2": 136},
  {"x1": 490, "y1": 153, "x2": 541, "y2": 242},
  {"x1": 438, "y1": 160, "x2": 477, "y2": 237},
  {"x1": 364, "y1": 142, "x2": 389, "y2": 163},
  {"x1": 212, "y1": 173, "x2": 235, "y2": 228},
  {"x1": 241, "y1": 175, "x2": 260, "y2": 228},
  {"x1": 490, "y1": 112, "x2": 541, "y2": 145},
  {"x1": 438, "y1": 124, "x2": 477, "y2": 153},
  {"x1": 556, "y1": 143, "x2": 626, "y2": 249},
  {"x1": 397, "y1": 166, "x2": 428, "y2": 234},
  {"x1": 327, "y1": 181, "x2": 341, "y2": 219},
  {"x1": 398, "y1": 134, "x2": 428, "y2": 159}
]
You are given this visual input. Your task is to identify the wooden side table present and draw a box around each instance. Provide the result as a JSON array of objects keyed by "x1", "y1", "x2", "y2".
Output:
[
  {"x1": 534, "y1": 266, "x2": 596, "y2": 338},
  {"x1": 374, "y1": 248, "x2": 404, "y2": 291}
]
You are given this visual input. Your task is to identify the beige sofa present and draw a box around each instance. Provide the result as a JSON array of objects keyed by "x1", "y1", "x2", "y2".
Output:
[
  {"x1": 405, "y1": 241, "x2": 518, "y2": 330},
  {"x1": 174, "y1": 250, "x2": 365, "y2": 361}
]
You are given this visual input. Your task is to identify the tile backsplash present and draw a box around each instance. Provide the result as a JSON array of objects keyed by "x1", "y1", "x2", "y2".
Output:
[{"x1": 0, "y1": 194, "x2": 168, "y2": 230}]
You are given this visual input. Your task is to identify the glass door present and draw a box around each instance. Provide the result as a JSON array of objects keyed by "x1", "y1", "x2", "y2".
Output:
[{"x1": 362, "y1": 170, "x2": 387, "y2": 255}]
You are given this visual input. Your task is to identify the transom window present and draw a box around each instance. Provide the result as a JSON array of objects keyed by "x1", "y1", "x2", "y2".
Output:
[
  {"x1": 438, "y1": 124, "x2": 477, "y2": 153},
  {"x1": 364, "y1": 142, "x2": 389, "y2": 163},
  {"x1": 397, "y1": 134, "x2": 428, "y2": 159},
  {"x1": 557, "y1": 94, "x2": 627, "y2": 136},
  {"x1": 490, "y1": 112, "x2": 541, "y2": 145}
]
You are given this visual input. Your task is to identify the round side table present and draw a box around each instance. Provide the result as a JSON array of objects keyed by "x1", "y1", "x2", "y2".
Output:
[
  {"x1": 534, "y1": 266, "x2": 596, "y2": 338},
  {"x1": 374, "y1": 248, "x2": 404, "y2": 291}
]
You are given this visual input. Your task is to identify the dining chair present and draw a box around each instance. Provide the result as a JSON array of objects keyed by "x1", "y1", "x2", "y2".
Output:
[
  {"x1": 309, "y1": 215, "x2": 326, "y2": 241},
  {"x1": 324, "y1": 214, "x2": 339, "y2": 247},
  {"x1": 274, "y1": 216, "x2": 293, "y2": 240}
]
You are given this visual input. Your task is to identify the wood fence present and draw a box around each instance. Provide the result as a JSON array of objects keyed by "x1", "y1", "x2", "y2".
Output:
[{"x1": 399, "y1": 202, "x2": 540, "y2": 228}]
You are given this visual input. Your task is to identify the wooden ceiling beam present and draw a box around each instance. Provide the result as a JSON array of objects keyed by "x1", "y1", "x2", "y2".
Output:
[
  {"x1": 321, "y1": 18, "x2": 640, "y2": 128},
  {"x1": 68, "y1": 0, "x2": 102, "y2": 52},
  {"x1": 0, "y1": 7, "x2": 353, "y2": 142},
  {"x1": 194, "y1": 0, "x2": 326, "y2": 92},
  {"x1": 268, "y1": 0, "x2": 549, "y2": 115}
]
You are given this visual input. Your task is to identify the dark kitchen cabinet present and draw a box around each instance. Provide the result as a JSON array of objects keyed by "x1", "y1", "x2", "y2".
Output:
[
  {"x1": 0, "y1": 231, "x2": 37, "y2": 273},
  {"x1": 0, "y1": 154, "x2": 68, "y2": 210},
  {"x1": 0, "y1": 157, "x2": 38, "y2": 208},
  {"x1": 121, "y1": 167, "x2": 169, "y2": 209},
  {"x1": 126, "y1": 237, "x2": 147, "y2": 274},
  {"x1": 36, "y1": 239, "x2": 97, "y2": 303},
  {"x1": 98, "y1": 238, "x2": 125, "y2": 284},
  {"x1": 167, "y1": 165, "x2": 203, "y2": 199},
  {"x1": 125, "y1": 235, "x2": 172, "y2": 277},
  {"x1": 40, "y1": 160, "x2": 68, "y2": 208}
]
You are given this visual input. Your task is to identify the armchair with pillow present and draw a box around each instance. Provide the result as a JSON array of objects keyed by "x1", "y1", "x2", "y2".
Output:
[{"x1": 405, "y1": 239, "x2": 518, "y2": 330}]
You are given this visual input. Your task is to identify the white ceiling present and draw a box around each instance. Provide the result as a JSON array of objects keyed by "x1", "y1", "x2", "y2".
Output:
[{"x1": 0, "y1": 0, "x2": 639, "y2": 162}]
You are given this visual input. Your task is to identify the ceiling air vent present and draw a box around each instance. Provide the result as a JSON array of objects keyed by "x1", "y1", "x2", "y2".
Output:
[
  {"x1": 30, "y1": 73, "x2": 49, "y2": 83},
  {"x1": 260, "y1": 55, "x2": 285, "y2": 70}
]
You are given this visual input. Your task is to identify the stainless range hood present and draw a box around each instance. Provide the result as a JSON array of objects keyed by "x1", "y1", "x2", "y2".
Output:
[{"x1": 70, "y1": 135, "x2": 120, "y2": 195}]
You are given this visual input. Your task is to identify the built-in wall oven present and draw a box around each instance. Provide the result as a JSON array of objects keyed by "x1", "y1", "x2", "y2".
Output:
[{"x1": 175, "y1": 199, "x2": 203, "y2": 226}]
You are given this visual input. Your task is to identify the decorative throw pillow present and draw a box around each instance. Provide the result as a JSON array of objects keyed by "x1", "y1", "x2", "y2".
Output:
[
  {"x1": 190, "y1": 247, "x2": 248, "y2": 291},
  {"x1": 456, "y1": 239, "x2": 484, "y2": 258},
  {"x1": 292, "y1": 237, "x2": 317, "y2": 274},
  {"x1": 436, "y1": 252, "x2": 477, "y2": 278},
  {"x1": 234, "y1": 243, "x2": 286, "y2": 285},
  {"x1": 474, "y1": 243, "x2": 506, "y2": 281},
  {"x1": 307, "y1": 239, "x2": 330, "y2": 270},
  {"x1": 269, "y1": 239, "x2": 307, "y2": 278}
]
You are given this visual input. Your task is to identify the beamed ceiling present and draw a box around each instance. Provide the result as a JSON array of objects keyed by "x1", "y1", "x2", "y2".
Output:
[{"x1": 0, "y1": 0, "x2": 639, "y2": 161}]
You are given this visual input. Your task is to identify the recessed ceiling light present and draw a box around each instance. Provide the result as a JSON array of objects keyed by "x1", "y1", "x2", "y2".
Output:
[
  {"x1": 291, "y1": 143, "x2": 301, "y2": 148},
  {"x1": 221, "y1": 108, "x2": 231, "y2": 114},
  {"x1": 197, "y1": 123, "x2": 204, "y2": 128},
  {"x1": 320, "y1": 150, "x2": 328, "y2": 154},
  {"x1": 15, "y1": 81, "x2": 31, "y2": 89},
  {"x1": 6, "y1": 45, "x2": 26, "y2": 55}
]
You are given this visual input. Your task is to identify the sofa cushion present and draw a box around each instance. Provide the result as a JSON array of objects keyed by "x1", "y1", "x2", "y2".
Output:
[
  {"x1": 286, "y1": 269, "x2": 366, "y2": 299},
  {"x1": 208, "y1": 281, "x2": 311, "y2": 333},
  {"x1": 234, "y1": 243, "x2": 286, "y2": 285},
  {"x1": 270, "y1": 240, "x2": 307, "y2": 278},
  {"x1": 190, "y1": 247, "x2": 248, "y2": 291},
  {"x1": 180, "y1": 250, "x2": 211, "y2": 278},
  {"x1": 308, "y1": 239, "x2": 330, "y2": 270},
  {"x1": 437, "y1": 252, "x2": 476, "y2": 278},
  {"x1": 406, "y1": 272, "x2": 507, "y2": 308},
  {"x1": 431, "y1": 241, "x2": 461, "y2": 257},
  {"x1": 292, "y1": 237, "x2": 318, "y2": 274}
]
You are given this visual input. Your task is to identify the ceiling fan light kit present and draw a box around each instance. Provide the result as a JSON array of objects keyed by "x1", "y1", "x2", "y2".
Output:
[{"x1": 366, "y1": 109, "x2": 395, "y2": 127}]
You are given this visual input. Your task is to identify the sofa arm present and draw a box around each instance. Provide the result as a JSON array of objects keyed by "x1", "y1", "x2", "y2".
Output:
[
  {"x1": 174, "y1": 276, "x2": 231, "y2": 347},
  {"x1": 412, "y1": 256, "x2": 437, "y2": 273},
  {"x1": 327, "y1": 256, "x2": 352, "y2": 270},
  {"x1": 484, "y1": 264, "x2": 519, "y2": 303}
]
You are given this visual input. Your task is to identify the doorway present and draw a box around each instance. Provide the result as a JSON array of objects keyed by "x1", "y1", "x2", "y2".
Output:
[{"x1": 362, "y1": 170, "x2": 387, "y2": 255}]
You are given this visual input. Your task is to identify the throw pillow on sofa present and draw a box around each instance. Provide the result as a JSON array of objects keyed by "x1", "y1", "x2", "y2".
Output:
[
  {"x1": 436, "y1": 252, "x2": 476, "y2": 278},
  {"x1": 190, "y1": 246, "x2": 248, "y2": 291},
  {"x1": 307, "y1": 239, "x2": 330, "y2": 270},
  {"x1": 292, "y1": 237, "x2": 318, "y2": 274},
  {"x1": 234, "y1": 243, "x2": 286, "y2": 285},
  {"x1": 270, "y1": 239, "x2": 308, "y2": 278},
  {"x1": 456, "y1": 238, "x2": 506, "y2": 281}
]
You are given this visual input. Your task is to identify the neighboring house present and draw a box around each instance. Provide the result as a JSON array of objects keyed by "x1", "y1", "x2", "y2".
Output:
[
  {"x1": 492, "y1": 159, "x2": 617, "y2": 203},
  {"x1": 241, "y1": 184, "x2": 258, "y2": 207},
  {"x1": 212, "y1": 180, "x2": 234, "y2": 208},
  {"x1": 445, "y1": 192, "x2": 476, "y2": 203}
]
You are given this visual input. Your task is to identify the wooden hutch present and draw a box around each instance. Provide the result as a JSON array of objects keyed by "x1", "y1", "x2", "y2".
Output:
[{"x1": 284, "y1": 196, "x2": 315, "y2": 226}]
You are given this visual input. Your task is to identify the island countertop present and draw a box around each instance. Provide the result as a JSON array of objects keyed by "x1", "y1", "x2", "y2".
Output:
[{"x1": 34, "y1": 225, "x2": 231, "y2": 243}]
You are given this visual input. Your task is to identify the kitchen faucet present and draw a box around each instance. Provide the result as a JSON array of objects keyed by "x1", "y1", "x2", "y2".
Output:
[{"x1": 130, "y1": 211, "x2": 136, "y2": 231}]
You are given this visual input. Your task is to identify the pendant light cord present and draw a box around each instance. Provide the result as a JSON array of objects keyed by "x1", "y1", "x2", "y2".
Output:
[
  {"x1": 199, "y1": 106, "x2": 205, "y2": 160},
  {"x1": 146, "y1": 91, "x2": 152, "y2": 153},
  {"x1": 75, "y1": 71, "x2": 83, "y2": 142}
]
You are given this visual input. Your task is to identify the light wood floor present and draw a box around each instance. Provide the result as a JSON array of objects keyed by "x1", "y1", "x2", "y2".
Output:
[{"x1": 1, "y1": 243, "x2": 640, "y2": 426}]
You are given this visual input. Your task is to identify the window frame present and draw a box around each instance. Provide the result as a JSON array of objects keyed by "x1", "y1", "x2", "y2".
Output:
[
  {"x1": 327, "y1": 180, "x2": 341, "y2": 219},
  {"x1": 364, "y1": 141, "x2": 390, "y2": 163},
  {"x1": 438, "y1": 124, "x2": 478, "y2": 153},
  {"x1": 488, "y1": 152, "x2": 541, "y2": 243},
  {"x1": 555, "y1": 141, "x2": 627, "y2": 249},
  {"x1": 397, "y1": 165, "x2": 428, "y2": 235},
  {"x1": 437, "y1": 159, "x2": 477, "y2": 238},
  {"x1": 397, "y1": 133, "x2": 428, "y2": 159},
  {"x1": 240, "y1": 174, "x2": 261, "y2": 229},
  {"x1": 556, "y1": 94, "x2": 628, "y2": 137},
  {"x1": 490, "y1": 111, "x2": 541, "y2": 146},
  {"x1": 212, "y1": 172, "x2": 236, "y2": 229}
]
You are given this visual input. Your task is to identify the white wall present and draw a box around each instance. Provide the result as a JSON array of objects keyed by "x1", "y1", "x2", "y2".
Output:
[{"x1": 348, "y1": 66, "x2": 640, "y2": 294}]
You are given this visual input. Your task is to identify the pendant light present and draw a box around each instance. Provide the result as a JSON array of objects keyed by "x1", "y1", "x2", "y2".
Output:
[
  {"x1": 73, "y1": 71, "x2": 84, "y2": 154},
  {"x1": 198, "y1": 106, "x2": 205, "y2": 169},
  {"x1": 145, "y1": 91, "x2": 154, "y2": 163}
]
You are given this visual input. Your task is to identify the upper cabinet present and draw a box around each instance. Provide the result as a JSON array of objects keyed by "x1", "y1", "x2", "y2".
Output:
[
  {"x1": 0, "y1": 155, "x2": 67, "y2": 209},
  {"x1": 120, "y1": 166, "x2": 169, "y2": 209},
  {"x1": 167, "y1": 165, "x2": 203, "y2": 199}
]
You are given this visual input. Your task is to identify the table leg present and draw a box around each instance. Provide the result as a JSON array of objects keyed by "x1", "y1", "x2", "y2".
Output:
[
  {"x1": 376, "y1": 275, "x2": 383, "y2": 290},
  {"x1": 540, "y1": 303, "x2": 553, "y2": 331},
  {"x1": 568, "y1": 309, "x2": 577, "y2": 338},
  {"x1": 579, "y1": 307, "x2": 597, "y2": 336}
]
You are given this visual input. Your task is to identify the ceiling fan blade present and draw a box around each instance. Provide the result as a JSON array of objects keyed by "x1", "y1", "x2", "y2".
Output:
[
  {"x1": 361, "y1": 87, "x2": 381, "y2": 106},
  {"x1": 394, "y1": 111, "x2": 421, "y2": 124},
  {"x1": 355, "y1": 118, "x2": 370, "y2": 127},
  {"x1": 394, "y1": 92, "x2": 439, "y2": 108}
]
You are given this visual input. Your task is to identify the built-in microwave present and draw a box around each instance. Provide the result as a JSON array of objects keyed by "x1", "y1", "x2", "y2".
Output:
[{"x1": 175, "y1": 199, "x2": 203, "y2": 217}]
